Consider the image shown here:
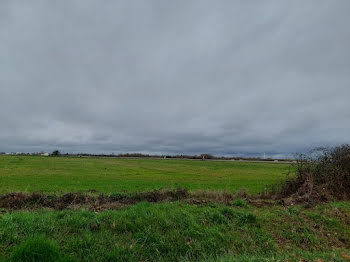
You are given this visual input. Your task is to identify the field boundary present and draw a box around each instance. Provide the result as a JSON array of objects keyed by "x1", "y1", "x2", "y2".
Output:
[{"x1": 0, "y1": 189, "x2": 277, "y2": 212}]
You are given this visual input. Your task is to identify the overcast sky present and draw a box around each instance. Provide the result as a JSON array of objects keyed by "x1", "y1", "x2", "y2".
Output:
[{"x1": 1, "y1": 1, "x2": 349, "y2": 157}]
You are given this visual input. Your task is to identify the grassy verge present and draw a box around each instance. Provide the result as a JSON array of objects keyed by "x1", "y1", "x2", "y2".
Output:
[{"x1": 1, "y1": 201, "x2": 349, "y2": 261}]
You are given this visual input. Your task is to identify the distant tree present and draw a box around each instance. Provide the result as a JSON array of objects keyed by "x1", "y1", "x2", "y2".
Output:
[
  {"x1": 200, "y1": 154, "x2": 214, "y2": 160},
  {"x1": 51, "y1": 150, "x2": 61, "y2": 156}
]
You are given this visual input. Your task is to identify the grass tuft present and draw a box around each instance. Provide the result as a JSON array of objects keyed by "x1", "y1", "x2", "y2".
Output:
[{"x1": 10, "y1": 236, "x2": 72, "y2": 262}]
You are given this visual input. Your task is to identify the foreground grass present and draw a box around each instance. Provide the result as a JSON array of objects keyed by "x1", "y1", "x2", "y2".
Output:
[
  {"x1": 0, "y1": 201, "x2": 349, "y2": 261},
  {"x1": 0, "y1": 156, "x2": 290, "y2": 194}
]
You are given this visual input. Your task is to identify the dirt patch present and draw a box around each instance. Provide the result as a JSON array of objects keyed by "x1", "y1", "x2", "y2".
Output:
[
  {"x1": 248, "y1": 199, "x2": 276, "y2": 208},
  {"x1": 0, "y1": 192, "x2": 95, "y2": 210},
  {"x1": 0, "y1": 188, "x2": 273, "y2": 211},
  {"x1": 0, "y1": 189, "x2": 200, "y2": 211}
]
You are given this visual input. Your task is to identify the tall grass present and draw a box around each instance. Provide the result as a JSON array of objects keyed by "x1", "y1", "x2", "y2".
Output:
[{"x1": 1, "y1": 201, "x2": 349, "y2": 261}]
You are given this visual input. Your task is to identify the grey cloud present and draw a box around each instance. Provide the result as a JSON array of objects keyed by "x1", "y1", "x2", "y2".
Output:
[{"x1": 1, "y1": 1, "x2": 350, "y2": 157}]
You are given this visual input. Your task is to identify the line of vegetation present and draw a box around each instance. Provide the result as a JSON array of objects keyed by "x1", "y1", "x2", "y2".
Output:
[
  {"x1": 0, "y1": 151, "x2": 293, "y2": 162},
  {"x1": 0, "y1": 188, "x2": 261, "y2": 212}
]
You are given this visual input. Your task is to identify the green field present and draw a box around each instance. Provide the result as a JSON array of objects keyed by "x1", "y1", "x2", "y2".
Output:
[
  {"x1": 0, "y1": 156, "x2": 349, "y2": 261},
  {"x1": 0, "y1": 156, "x2": 290, "y2": 194}
]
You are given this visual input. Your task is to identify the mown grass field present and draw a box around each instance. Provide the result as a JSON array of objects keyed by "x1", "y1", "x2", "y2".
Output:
[
  {"x1": 0, "y1": 156, "x2": 349, "y2": 261},
  {"x1": 0, "y1": 156, "x2": 290, "y2": 194}
]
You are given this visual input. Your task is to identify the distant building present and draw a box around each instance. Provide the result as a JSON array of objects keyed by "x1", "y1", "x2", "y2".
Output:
[{"x1": 40, "y1": 152, "x2": 49, "y2": 156}]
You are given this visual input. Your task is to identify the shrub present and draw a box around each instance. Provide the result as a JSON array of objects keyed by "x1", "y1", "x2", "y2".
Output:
[{"x1": 274, "y1": 144, "x2": 350, "y2": 203}]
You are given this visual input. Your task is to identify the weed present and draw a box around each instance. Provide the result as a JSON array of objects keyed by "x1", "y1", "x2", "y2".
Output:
[{"x1": 232, "y1": 198, "x2": 248, "y2": 207}]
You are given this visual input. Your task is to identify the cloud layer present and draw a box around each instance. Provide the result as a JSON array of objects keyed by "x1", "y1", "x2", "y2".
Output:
[{"x1": 1, "y1": 1, "x2": 350, "y2": 156}]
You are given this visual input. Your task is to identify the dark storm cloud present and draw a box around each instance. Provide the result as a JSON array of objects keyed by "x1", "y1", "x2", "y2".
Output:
[{"x1": 1, "y1": 1, "x2": 350, "y2": 157}]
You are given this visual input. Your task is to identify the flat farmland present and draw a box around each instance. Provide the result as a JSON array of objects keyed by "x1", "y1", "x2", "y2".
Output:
[
  {"x1": 1, "y1": 155, "x2": 349, "y2": 261},
  {"x1": 0, "y1": 156, "x2": 290, "y2": 194}
]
